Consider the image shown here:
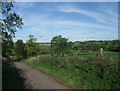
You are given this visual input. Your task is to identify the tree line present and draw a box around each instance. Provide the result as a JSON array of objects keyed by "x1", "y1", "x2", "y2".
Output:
[
  {"x1": 2, "y1": 33, "x2": 120, "y2": 60},
  {"x1": 1, "y1": 1, "x2": 120, "y2": 60}
]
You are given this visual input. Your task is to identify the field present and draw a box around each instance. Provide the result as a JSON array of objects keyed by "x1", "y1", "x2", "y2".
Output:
[{"x1": 24, "y1": 51, "x2": 119, "y2": 89}]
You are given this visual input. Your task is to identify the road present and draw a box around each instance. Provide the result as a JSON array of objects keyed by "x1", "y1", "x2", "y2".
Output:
[{"x1": 14, "y1": 62, "x2": 70, "y2": 89}]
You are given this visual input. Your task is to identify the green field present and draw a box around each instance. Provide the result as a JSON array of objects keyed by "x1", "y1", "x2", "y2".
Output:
[{"x1": 24, "y1": 51, "x2": 119, "y2": 89}]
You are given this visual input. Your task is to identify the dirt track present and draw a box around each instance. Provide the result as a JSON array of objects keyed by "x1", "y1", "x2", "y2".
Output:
[{"x1": 14, "y1": 62, "x2": 70, "y2": 89}]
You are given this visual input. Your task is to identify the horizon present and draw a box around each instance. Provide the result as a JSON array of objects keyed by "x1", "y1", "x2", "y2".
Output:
[
  {"x1": 12, "y1": 2, "x2": 118, "y2": 43},
  {"x1": 20, "y1": 39, "x2": 119, "y2": 44}
]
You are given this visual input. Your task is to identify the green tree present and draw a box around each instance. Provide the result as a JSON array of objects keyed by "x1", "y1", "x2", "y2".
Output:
[
  {"x1": 72, "y1": 42, "x2": 81, "y2": 55},
  {"x1": 26, "y1": 35, "x2": 40, "y2": 57},
  {"x1": 51, "y1": 35, "x2": 69, "y2": 57},
  {"x1": 2, "y1": 37, "x2": 14, "y2": 57},
  {"x1": 1, "y1": 1, "x2": 23, "y2": 57},
  {"x1": 14, "y1": 39, "x2": 27, "y2": 60}
]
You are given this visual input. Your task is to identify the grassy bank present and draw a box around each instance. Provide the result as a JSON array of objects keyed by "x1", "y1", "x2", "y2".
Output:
[
  {"x1": 2, "y1": 63, "x2": 22, "y2": 89},
  {"x1": 24, "y1": 51, "x2": 119, "y2": 89}
]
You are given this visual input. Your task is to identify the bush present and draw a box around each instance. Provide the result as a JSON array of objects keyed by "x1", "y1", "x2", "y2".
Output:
[{"x1": 25, "y1": 53, "x2": 119, "y2": 89}]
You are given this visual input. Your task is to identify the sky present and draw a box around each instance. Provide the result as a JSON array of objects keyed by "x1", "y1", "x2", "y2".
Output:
[
  {"x1": 12, "y1": 2, "x2": 118, "y2": 42},
  {"x1": 14, "y1": 0, "x2": 119, "y2": 2}
]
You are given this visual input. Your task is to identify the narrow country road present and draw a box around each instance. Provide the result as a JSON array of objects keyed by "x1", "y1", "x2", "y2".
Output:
[{"x1": 14, "y1": 62, "x2": 70, "y2": 89}]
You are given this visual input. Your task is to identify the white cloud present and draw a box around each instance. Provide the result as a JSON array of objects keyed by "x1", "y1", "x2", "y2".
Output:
[
  {"x1": 24, "y1": 14, "x2": 116, "y2": 31},
  {"x1": 13, "y1": 2, "x2": 118, "y2": 42},
  {"x1": 57, "y1": 5, "x2": 117, "y2": 25},
  {"x1": 23, "y1": 15, "x2": 117, "y2": 42},
  {"x1": 13, "y1": 2, "x2": 34, "y2": 18}
]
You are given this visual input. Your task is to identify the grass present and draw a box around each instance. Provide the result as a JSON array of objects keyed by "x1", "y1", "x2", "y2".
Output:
[
  {"x1": 105, "y1": 51, "x2": 119, "y2": 60},
  {"x1": 24, "y1": 61, "x2": 82, "y2": 88},
  {"x1": 2, "y1": 63, "x2": 22, "y2": 89},
  {"x1": 77, "y1": 51, "x2": 119, "y2": 62},
  {"x1": 24, "y1": 51, "x2": 119, "y2": 89}
]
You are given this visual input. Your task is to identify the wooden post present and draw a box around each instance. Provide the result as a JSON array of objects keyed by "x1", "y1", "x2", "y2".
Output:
[{"x1": 100, "y1": 48, "x2": 104, "y2": 57}]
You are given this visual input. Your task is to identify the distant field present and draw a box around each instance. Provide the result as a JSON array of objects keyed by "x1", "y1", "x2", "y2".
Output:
[
  {"x1": 77, "y1": 51, "x2": 119, "y2": 61},
  {"x1": 105, "y1": 51, "x2": 119, "y2": 60},
  {"x1": 38, "y1": 44, "x2": 119, "y2": 61},
  {"x1": 24, "y1": 51, "x2": 119, "y2": 89}
]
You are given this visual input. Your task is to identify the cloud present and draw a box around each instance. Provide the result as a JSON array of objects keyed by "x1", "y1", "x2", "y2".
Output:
[
  {"x1": 52, "y1": 28, "x2": 118, "y2": 41},
  {"x1": 13, "y1": 2, "x2": 118, "y2": 42},
  {"x1": 24, "y1": 13, "x2": 116, "y2": 31},
  {"x1": 14, "y1": 2, "x2": 34, "y2": 12},
  {"x1": 22, "y1": 15, "x2": 117, "y2": 42},
  {"x1": 13, "y1": 2, "x2": 34, "y2": 17},
  {"x1": 57, "y1": 5, "x2": 117, "y2": 25},
  {"x1": 14, "y1": 2, "x2": 117, "y2": 26}
]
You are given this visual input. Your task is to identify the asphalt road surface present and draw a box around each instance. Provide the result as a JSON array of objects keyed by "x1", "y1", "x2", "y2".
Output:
[{"x1": 14, "y1": 62, "x2": 70, "y2": 89}]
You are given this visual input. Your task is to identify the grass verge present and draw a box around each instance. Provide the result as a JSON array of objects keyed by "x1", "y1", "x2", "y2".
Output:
[
  {"x1": 2, "y1": 63, "x2": 22, "y2": 89},
  {"x1": 23, "y1": 52, "x2": 119, "y2": 89},
  {"x1": 24, "y1": 51, "x2": 120, "y2": 89}
]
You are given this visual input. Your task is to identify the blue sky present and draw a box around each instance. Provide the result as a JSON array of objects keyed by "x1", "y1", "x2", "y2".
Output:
[{"x1": 13, "y1": 2, "x2": 118, "y2": 42}]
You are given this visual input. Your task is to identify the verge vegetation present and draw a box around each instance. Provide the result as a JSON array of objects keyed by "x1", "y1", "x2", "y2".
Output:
[
  {"x1": 2, "y1": 62, "x2": 22, "y2": 89},
  {"x1": 24, "y1": 51, "x2": 119, "y2": 89}
]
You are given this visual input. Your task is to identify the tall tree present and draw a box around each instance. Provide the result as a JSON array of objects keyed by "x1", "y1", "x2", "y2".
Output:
[
  {"x1": 1, "y1": 1, "x2": 23, "y2": 57},
  {"x1": 26, "y1": 35, "x2": 40, "y2": 57},
  {"x1": 51, "y1": 35, "x2": 69, "y2": 57},
  {"x1": 14, "y1": 39, "x2": 27, "y2": 60},
  {"x1": 2, "y1": 38, "x2": 14, "y2": 57}
]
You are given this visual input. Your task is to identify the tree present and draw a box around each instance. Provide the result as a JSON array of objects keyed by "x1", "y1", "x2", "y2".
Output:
[
  {"x1": 51, "y1": 35, "x2": 69, "y2": 57},
  {"x1": 72, "y1": 42, "x2": 81, "y2": 55},
  {"x1": 14, "y1": 39, "x2": 27, "y2": 60},
  {"x1": 1, "y1": 1, "x2": 23, "y2": 40},
  {"x1": 2, "y1": 37, "x2": 14, "y2": 57},
  {"x1": 26, "y1": 35, "x2": 40, "y2": 57},
  {"x1": 1, "y1": 1, "x2": 23, "y2": 57}
]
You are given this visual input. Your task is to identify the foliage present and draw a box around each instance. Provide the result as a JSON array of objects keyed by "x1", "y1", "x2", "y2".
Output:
[
  {"x1": 14, "y1": 39, "x2": 27, "y2": 60},
  {"x1": 1, "y1": 1, "x2": 23, "y2": 40},
  {"x1": 51, "y1": 35, "x2": 70, "y2": 57},
  {"x1": 2, "y1": 38, "x2": 14, "y2": 57},
  {"x1": 72, "y1": 42, "x2": 80, "y2": 50},
  {"x1": 1, "y1": 1, "x2": 23, "y2": 57},
  {"x1": 25, "y1": 51, "x2": 119, "y2": 89},
  {"x1": 76, "y1": 40, "x2": 120, "y2": 52},
  {"x1": 25, "y1": 35, "x2": 40, "y2": 57},
  {"x1": 39, "y1": 44, "x2": 51, "y2": 55}
]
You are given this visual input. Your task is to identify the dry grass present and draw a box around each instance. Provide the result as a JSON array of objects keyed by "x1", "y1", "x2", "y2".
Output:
[{"x1": 25, "y1": 57, "x2": 39, "y2": 62}]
